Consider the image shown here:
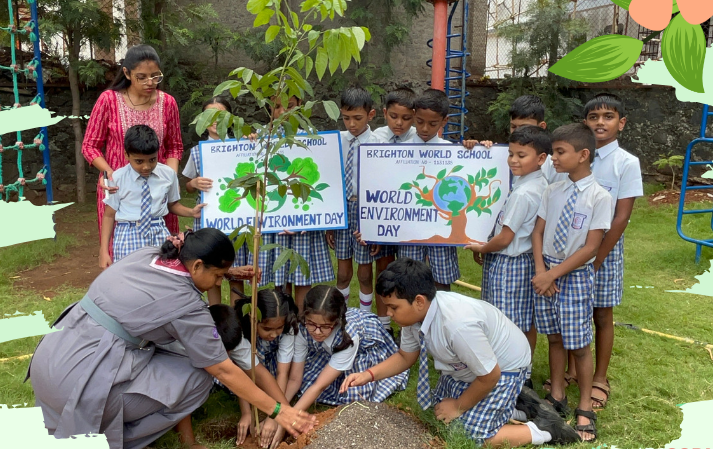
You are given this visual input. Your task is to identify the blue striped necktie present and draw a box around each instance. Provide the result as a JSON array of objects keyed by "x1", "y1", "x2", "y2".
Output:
[
  {"x1": 137, "y1": 177, "x2": 152, "y2": 237},
  {"x1": 391, "y1": 134, "x2": 400, "y2": 143},
  {"x1": 345, "y1": 137, "x2": 357, "y2": 198},
  {"x1": 553, "y1": 183, "x2": 579, "y2": 253},
  {"x1": 416, "y1": 329, "x2": 432, "y2": 410}
]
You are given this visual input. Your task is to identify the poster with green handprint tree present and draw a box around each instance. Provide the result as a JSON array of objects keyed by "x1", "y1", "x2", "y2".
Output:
[{"x1": 200, "y1": 131, "x2": 348, "y2": 234}]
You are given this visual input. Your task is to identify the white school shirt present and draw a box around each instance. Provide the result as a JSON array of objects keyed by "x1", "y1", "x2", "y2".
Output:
[
  {"x1": 537, "y1": 174, "x2": 613, "y2": 263},
  {"x1": 400, "y1": 291, "x2": 531, "y2": 383},
  {"x1": 157, "y1": 337, "x2": 257, "y2": 371},
  {"x1": 540, "y1": 155, "x2": 569, "y2": 184},
  {"x1": 341, "y1": 128, "x2": 379, "y2": 197},
  {"x1": 591, "y1": 140, "x2": 644, "y2": 209},
  {"x1": 408, "y1": 134, "x2": 451, "y2": 144},
  {"x1": 182, "y1": 146, "x2": 200, "y2": 179},
  {"x1": 274, "y1": 332, "x2": 296, "y2": 364},
  {"x1": 104, "y1": 163, "x2": 180, "y2": 221},
  {"x1": 292, "y1": 326, "x2": 361, "y2": 371},
  {"x1": 493, "y1": 170, "x2": 548, "y2": 257},
  {"x1": 372, "y1": 125, "x2": 417, "y2": 143}
]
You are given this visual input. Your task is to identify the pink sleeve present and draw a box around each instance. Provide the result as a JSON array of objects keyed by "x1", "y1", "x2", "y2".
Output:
[
  {"x1": 163, "y1": 94, "x2": 184, "y2": 161},
  {"x1": 82, "y1": 91, "x2": 113, "y2": 166}
]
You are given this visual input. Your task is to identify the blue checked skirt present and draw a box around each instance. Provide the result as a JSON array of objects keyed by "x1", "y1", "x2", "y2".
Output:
[
  {"x1": 594, "y1": 234, "x2": 624, "y2": 308},
  {"x1": 480, "y1": 253, "x2": 494, "y2": 302},
  {"x1": 433, "y1": 368, "x2": 526, "y2": 444},
  {"x1": 298, "y1": 309, "x2": 408, "y2": 405},
  {"x1": 484, "y1": 253, "x2": 535, "y2": 332},
  {"x1": 534, "y1": 255, "x2": 595, "y2": 350},
  {"x1": 273, "y1": 231, "x2": 335, "y2": 286},
  {"x1": 397, "y1": 245, "x2": 460, "y2": 284},
  {"x1": 257, "y1": 337, "x2": 281, "y2": 377},
  {"x1": 247, "y1": 233, "x2": 276, "y2": 286},
  {"x1": 113, "y1": 219, "x2": 170, "y2": 262},
  {"x1": 334, "y1": 200, "x2": 375, "y2": 265}
]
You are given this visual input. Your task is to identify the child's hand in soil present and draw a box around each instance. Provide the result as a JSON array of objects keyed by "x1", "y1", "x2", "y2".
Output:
[
  {"x1": 434, "y1": 398, "x2": 464, "y2": 423},
  {"x1": 340, "y1": 371, "x2": 372, "y2": 393},
  {"x1": 99, "y1": 249, "x2": 112, "y2": 269},
  {"x1": 259, "y1": 418, "x2": 279, "y2": 448},
  {"x1": 269, "y1": 426, "x2": 286, "y2": 449},
  {"x1": 236, "y1": 413, "x2": 252, "y2": 445}
]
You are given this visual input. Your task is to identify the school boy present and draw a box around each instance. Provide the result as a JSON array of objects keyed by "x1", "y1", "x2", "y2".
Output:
[
  {"x1": 325, "y1": 85, "x2": 386, "y2": 315},
  {"x1": 372, "y1": 87, "x2": 417, "y2": 143},
  {"x1": 532, "y1": 123, "x2": 613, "y2": 442},
  {"x1": 564, "y1": 94, "x2": 642, "y2": 410},
  {"x1": 340, "y1": 258, "x2": 580, "y2": 447},
  {"x1": 99, "y1": 125, "x2": 203, "y2": 268},
  {"x1": 465, "y1": 125, "x2": 550, "y2": 387},
  {"x1": 401, "y1": 89, "x2": 479, "y2": 290}
]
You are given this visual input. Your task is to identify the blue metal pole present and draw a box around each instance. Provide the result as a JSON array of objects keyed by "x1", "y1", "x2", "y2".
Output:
[{"x1": 30, "y1": 0, "x2": 54, "y2": 203}]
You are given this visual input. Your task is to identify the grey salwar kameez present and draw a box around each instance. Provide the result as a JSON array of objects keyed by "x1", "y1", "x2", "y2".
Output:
[{"x1": 26, "y1": 247, "x2": 229, "y2": 449}]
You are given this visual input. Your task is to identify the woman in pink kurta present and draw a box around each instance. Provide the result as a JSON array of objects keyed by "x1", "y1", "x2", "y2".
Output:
[{"x1": 82, "y1": 45, "x2": 183, "y2": 247}]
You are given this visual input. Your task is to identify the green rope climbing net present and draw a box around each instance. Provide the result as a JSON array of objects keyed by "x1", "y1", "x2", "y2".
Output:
[{"x1": 0, "y1": 0, "x2": 50, "y2": 201}]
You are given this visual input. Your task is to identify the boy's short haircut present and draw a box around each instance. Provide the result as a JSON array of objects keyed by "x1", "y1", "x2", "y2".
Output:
[
  {"x1": 375, "y1": 258, "x2": 437, "y2": 303},
  {"x1": 552, "y1": 123, "x2": 596, "y2": 163},
  {"x1": 414, "y1": 88, "x2": 450, "y2": 118},
  {"x1": 509, "y1": 95, "x2": 545, "y2": 122},
  {"x1": 209, "y1": 304, "x2": 242, "y2": 351},
  {"x1": 509, "y1": 125, "x2": 552, "y2": 155},
  {"x1": 583, "y1": 93, "x2": 626, "y2": 118},
  {"x1": 341, "y1": 85, "x2": 374, "y2": 111},
  {"x1": 124, "y1": 124, "x2": 159, "y2": 155},
  {"x1": 384, "y1": 87, "x2": 417, "y2": 110}
]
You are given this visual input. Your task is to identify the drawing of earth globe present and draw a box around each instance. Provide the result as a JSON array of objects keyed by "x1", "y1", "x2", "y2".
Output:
[{"x1": 433, "y1": 176, "x2": 472, "y2": 213}]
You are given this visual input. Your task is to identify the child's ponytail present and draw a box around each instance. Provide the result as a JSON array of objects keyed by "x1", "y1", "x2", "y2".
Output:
[{"x1": 304, "y1": 285, "x2": 353, "y2": 353}]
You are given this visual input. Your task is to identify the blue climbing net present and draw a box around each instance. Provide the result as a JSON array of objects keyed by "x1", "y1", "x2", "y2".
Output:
[{"x1": 0, "y1": 0, "x2": 53, "y2": 202}]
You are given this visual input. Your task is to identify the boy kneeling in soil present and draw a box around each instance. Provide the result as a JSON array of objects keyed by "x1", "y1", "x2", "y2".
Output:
[{"x1": 340, "y1": 258, "x2": 580, "y2": 447}]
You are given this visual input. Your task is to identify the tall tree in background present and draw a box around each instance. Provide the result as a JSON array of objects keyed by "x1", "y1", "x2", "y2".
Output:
[{"x1": 40, "y1": 0, "x2": 121, "y2": 203}]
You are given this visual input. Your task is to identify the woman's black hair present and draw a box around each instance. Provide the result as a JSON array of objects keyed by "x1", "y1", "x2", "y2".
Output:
[
  {"x1": 302, "y1": 285, "x2": 353, "y2": 353},
  {"x1": 109, "y1": 44, "x2": 161, "y2": 92},
  {"x1": 209, "y1": 304, "x2": 242, "y2": 351},
  {"x1": 159, "y1": 228, "x2": 235, "y2": 269},
  {"x1": 234, "y1": 289, "x2": 299, "y2": 341}
]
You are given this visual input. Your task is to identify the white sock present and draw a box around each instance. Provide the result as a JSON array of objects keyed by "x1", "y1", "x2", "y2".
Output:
[
  {"x1": 359, "y1": 291, "x2": 373, "y2": 312},
  {"x1": 527, "y1": 363, "x2": 533, "y2": 379},
  {"x1": 511, "y1": 409, "x2": 527, "y2": 422},
  {"x1": 338, "y1": 286, "x2": 350, "y2": 305},
  {"x1": 525, "y1": 421, "x2": 552, "y2": 445},
  {"x1": 378, "y1": 316, "x2": 391, "y2": 328}
]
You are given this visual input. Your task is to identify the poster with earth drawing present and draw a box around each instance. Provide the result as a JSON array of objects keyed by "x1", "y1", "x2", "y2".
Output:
[
  {"x1": 358, "y1": 143, "x2": 510, "y2": 245},
  {"x1": 199, "y1": 131, "x2": 348, "y2": 234}
]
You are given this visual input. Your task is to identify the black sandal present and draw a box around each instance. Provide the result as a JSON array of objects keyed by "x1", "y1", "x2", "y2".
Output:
[
  {"x1": 574, "y1": 408, "x2": 598, "y2": 442},
  {"x1": 545, "y1": 393, "x2": 571, "y2": 418}
]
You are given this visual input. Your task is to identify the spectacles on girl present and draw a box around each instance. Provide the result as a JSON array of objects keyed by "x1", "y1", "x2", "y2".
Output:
[
  {"x1": 135, "y1": 72, "x2": 164, "y2": 85},
  {"x1": 304, "y1": 320, "x2": 337, "y2": 333}
]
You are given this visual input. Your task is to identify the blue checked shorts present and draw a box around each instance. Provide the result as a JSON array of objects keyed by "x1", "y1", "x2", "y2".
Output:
[
  {"x1": 398, "y1": 245, "x2": 460, "y2": 284},
  {"x1": 594, "y1": 235, "x2": 624, "y2": 308},
  {"x1": 433, "y1": 368, "x2": 526, "y2": 444},
  {"x1": 485, "y1": 253, "x2": 535, "y2": 332},
  {"x1": 534, "y1": 255, "x2": 594, "y2": 350},
  {"x1": 113, "y1": 218, "x2": 170, "y2": 262},
  {"x1": 273, "y1": 231, "x2": 335, "y2": 286},
  {"x1": 334, "y1": 200, "x2": 375, "y2": 265}
]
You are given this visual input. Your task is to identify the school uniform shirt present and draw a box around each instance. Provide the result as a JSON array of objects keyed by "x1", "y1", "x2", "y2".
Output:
[
  {"x1": 591, "y1": 140, "x2": 644, "y2": 207},
  {"x1": 408, "y1": 134, "x2": 451, "y2": 144},
  {"x1": 104, "y1": 162, "x2": 180, "y2": 221},
  {"x1": 341, "y1": 129, "x2": 379, "y2": 198},
  {"x1": 293, "y1": 323, "x2": 361, "y2": 371},
  {"x1": 540, "y1": 155, "x2": 569, "y2": 184},
  {"x1": 493, "y1": 170, "x2": 548, "y2": 256},
  {"x1": 400, "y1": 291, "x2": 531, "y2": 383},
  {"x1": 537, "y1": 174, "x2": 613, "y2": 263},
  {"x1": 372, "y1": 125, "x2": 417, "y2": 143}
]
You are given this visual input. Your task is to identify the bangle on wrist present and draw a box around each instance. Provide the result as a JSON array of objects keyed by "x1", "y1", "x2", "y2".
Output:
[
  {"x1": 269, "y1": 402, "x2": 281, "y2": 419},
  {"x1": 367, "y1": 368, "x2": 375, "y2": 382}
]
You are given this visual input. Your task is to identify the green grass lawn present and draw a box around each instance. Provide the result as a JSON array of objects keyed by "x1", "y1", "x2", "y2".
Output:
[{"x1": 1, "y1": 188, "x2": 712, "y2": 448}]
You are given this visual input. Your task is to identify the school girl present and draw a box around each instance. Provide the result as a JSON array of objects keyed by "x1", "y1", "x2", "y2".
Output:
[
  {"x1": 182, "y1": 96, "x2": 261, "y2": 305},
  {"x1": 287, "y1": 285, "x2": 409, "y2": 408}
]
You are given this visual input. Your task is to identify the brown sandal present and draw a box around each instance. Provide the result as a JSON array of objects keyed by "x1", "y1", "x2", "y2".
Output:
[
  {"x1": 591, "y1": 380, "x2": 611, "y2": 409},
  {"x1": 543, "y1": 373, "x2": 578, "y2": 392}
]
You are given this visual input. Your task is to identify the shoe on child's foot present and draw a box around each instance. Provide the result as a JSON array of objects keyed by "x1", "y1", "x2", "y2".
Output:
[
  {"x1": 524, "y1": 378, "x2": 534, "y2": 389},
  {"x1": 532, "y1": 412, "x2": 581, "y2": 445},
  {"x1": 545, "y1": 393, "x2": 571, "y2": 419},
  {"x1": 516, "y1": 386, "x2": 562, "y2": 421}
]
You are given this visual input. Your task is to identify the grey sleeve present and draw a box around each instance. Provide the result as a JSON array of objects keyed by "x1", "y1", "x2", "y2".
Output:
[{"x1": 164, "y1": 308, "x2": 228, "y2": 369}]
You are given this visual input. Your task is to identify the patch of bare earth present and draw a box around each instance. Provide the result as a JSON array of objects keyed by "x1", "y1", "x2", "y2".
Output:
[{"x1": 648, "y1": 189, "x2": 713, "y2": 206}]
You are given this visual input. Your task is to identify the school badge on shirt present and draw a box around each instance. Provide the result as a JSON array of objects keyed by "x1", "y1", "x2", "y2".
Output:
[
  {"x1": 450, "y1": 362, "x2": 468, "y2": 371},
  {"x1": 571, "y1": 213, "x2": 587, "y2": 230},
  {"x1": 212, "y1": 327, "x2": 220, "y2": 339}
]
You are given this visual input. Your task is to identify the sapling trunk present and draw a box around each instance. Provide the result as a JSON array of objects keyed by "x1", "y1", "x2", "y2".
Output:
[{"x1": 250, "y1": 179, "x2": 262, "y2": 436}]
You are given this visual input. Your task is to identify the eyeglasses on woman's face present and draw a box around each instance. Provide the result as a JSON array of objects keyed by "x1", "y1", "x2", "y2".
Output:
[{"x1": 134, "y1": 72, "x2": 164, "y2": 85}]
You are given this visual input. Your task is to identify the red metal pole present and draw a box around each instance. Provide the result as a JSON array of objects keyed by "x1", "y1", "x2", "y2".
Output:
[{"x1": 431, "y1": 0, "x2": 449, "y2": 92}]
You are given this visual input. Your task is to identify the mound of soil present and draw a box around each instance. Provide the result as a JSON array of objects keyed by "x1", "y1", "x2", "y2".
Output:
[{"x1": 648, "y1": 189, "x2": 713, "y2": 206}]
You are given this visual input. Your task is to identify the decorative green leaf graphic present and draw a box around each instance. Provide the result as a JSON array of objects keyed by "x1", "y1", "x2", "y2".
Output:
[
  {"x1": 235, "y1": 162, "x2": 256, "y2": 178},
  {"x1": 662, "y1": 14, "x2": 706, "y2": 94},
  {"x1": 416, "y1": 173, "x2": 426, "y2": 180},
  {"x1": 487, "y1": 167, "x2": 497, "y2": 178},
  {"x1": 452, "y1": 165, "x2": 464, "y2": 173},
  {"x1": 436, "y1": 169, "x2": 447, "y2": 180},
  {"x1": 314, "y1": 182, "x2": 329, "y2": 191},
  {"x1": 492, "y1": 187, "x2": 502, "y2": 203},
  {"x1": 287, "y1": 157, "x2": 321, "y2": 184},
  {"x1": 269, "y1": 154, "x2": 291, "y2": 172},
  {"x1": 549, "y1": 35, "x2": 643, "y2": 82},
  {"x1": 219, "y1": 189, "x2": 241, "y2": 213},
  {"x1": 399, "y1": 182, "x2": 412, "y2": 190}
]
